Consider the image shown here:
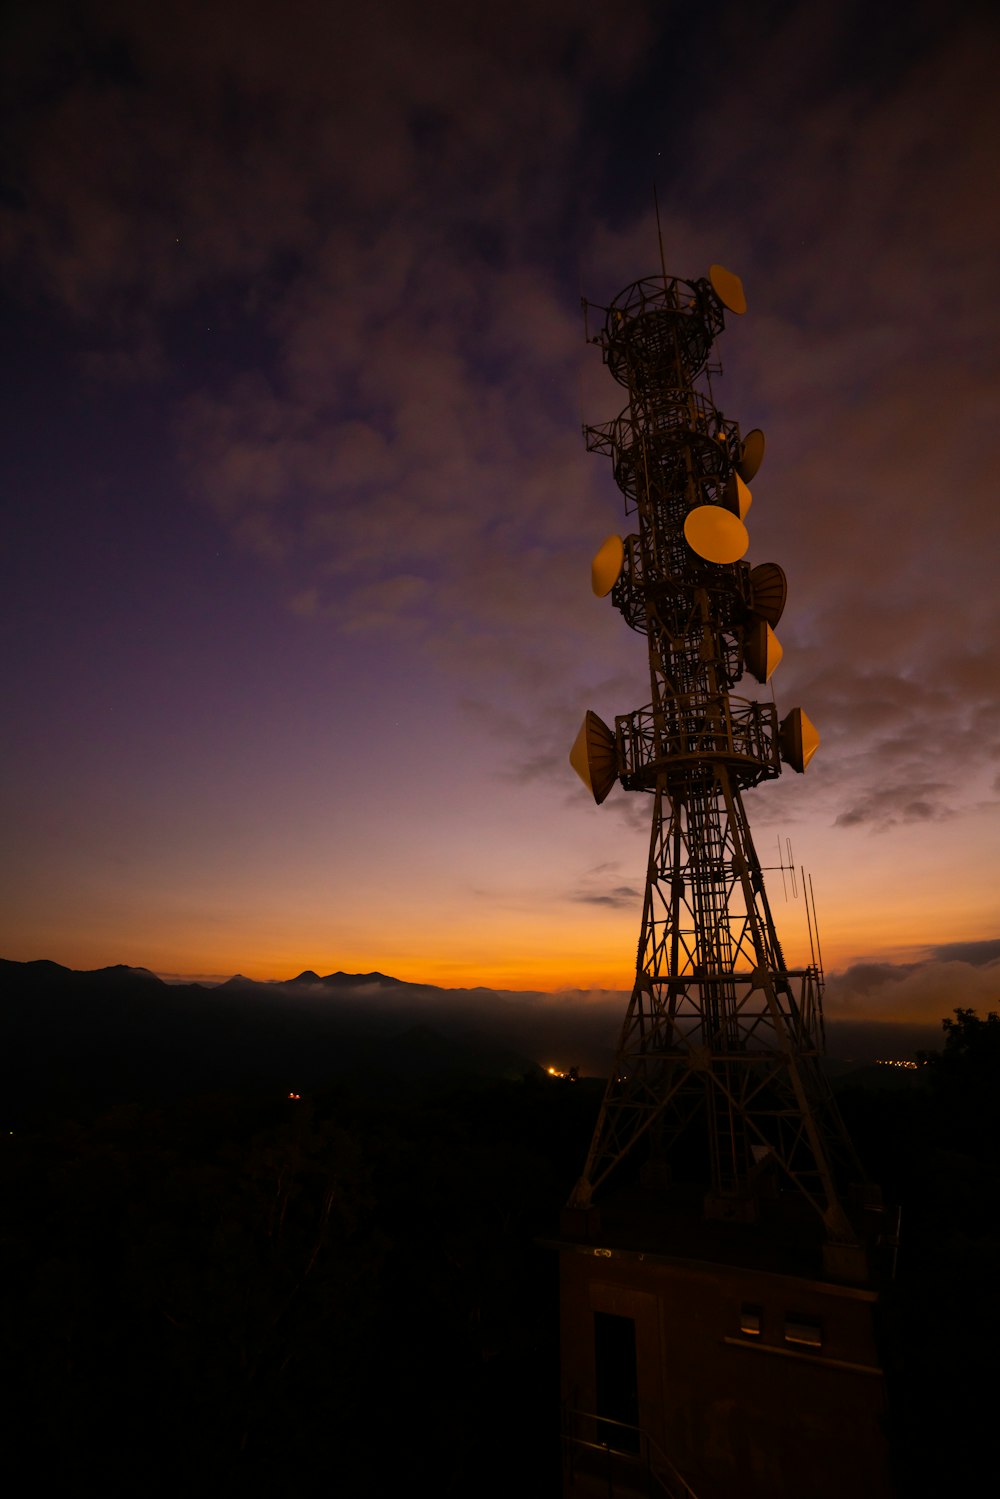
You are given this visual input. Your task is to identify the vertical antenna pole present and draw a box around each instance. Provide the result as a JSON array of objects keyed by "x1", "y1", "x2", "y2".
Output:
[
  {"x1": 653, "y1": 182, "x2": 668, "y2": 282},
  {"x1": 809, "y1": 872, "x2": 825, "y2": 977},
  {"x1": 803, "y1": 866, "x2": 818, "y2": 968}
]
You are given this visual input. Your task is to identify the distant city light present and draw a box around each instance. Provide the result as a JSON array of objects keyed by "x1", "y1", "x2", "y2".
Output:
[
  {"x1": 875, "y1": 1059, "x2": 917, "y2": 1070},
  {"x1": 287, "y1": 1091, "x2": 302, "y2": 1099}
]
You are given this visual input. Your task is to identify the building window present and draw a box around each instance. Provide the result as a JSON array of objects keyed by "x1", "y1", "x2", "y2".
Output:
[
  {"x1": 784, "y1": 1315, "x2": 822, "y2": 1349},
  {"x1": 739, "y1": 1303, "x2": 762, "y2": 1337}
]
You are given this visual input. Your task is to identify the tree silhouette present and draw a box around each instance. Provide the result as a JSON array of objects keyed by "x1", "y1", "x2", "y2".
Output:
[{"x1": 917, "y1": 1007, "x2": 1000, "y2": 1151}]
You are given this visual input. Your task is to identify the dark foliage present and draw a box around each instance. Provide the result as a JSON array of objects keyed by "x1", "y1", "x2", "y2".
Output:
[
  {"x1": 0, "y1": 959, "x2": 546, "y2": 1127},
  {"x1": 916, "y1": 1007, "x2": 1000, "y2": 1146},
  {"x1": 2, "y1": 1073, "x2": 600, "y2": 1494},
  {"x1": 837, "y1": 1008, "x2": 1000, "y2": 1496},
  {"x1": 6, "y1": 963, "x2": 1000, "y2": 1496}
]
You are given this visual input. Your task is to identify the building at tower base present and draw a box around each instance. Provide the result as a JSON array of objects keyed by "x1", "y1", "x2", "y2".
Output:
[{"x1": 554, "y1": 1187, "x2": 892, "y2": 1499}]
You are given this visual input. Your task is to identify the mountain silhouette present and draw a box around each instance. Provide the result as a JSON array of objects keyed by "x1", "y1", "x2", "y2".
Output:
[{"x1": 0, "y1": 958, "x2": 541, "y2": 1120}]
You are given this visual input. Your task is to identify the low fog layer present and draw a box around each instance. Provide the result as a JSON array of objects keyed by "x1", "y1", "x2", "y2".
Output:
[{"x1": 6, "y1": 946, "x2": 997, "y2": 1121}]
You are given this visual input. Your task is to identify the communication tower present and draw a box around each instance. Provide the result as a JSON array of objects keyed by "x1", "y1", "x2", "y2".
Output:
[{"x1": 557, "y1": 260, "x2": 891, "y2": 1499}]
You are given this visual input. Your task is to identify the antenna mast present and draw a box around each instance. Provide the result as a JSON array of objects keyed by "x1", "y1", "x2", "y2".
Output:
[
  {"x1": 569, "y1": 262, "x2": 863, "y2": 1253},
  {"x1": 557, "y1": 251, "x2": 891, "y2": 1499}
]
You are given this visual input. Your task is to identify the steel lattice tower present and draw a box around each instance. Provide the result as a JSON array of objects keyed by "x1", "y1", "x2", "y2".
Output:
[{"x1": 569, "y1": 265, "x2": 863, "y2": 1252}]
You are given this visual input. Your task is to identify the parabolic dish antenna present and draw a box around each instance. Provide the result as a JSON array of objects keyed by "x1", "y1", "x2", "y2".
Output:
[
  {"x1": 591, "y1": 534, "x2": 625, "y2": 597},
  {"x1": 748, "y1": 562, "x2": 787, "y2": 626},
  {"x1": 724, "y1": 470, "x2": 752, "y2": 519},
  {"x1": 737, "y1": 428, "x2": 765, "y2": 482},
  {"x1": 744, "y1": 619, "x2": 783, "y2": 683},
  {"x1": 683, "y1": 505, "x2": 749, "y2": 564},
  {"x1": 569, "y1": 710, "x2": 618, "y2": 804},
  {"x1": 709, "y1": 264, "x2": 747, "y2": 316},
  {"x1": 779, "y1": 707, "x2": 821, "y2": 773}
]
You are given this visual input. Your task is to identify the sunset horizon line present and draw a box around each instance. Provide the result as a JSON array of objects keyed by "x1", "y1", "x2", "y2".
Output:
[{"x1": 6, "y1": 936, "x2": 998, "y2": 999}]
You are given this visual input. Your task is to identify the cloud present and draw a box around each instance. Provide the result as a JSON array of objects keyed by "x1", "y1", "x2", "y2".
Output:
[
  {"x1": 570, "y1": 885, "x2": 641, "y2": 908},
  {"x1": 825, "y1": 957, "x2": 1000, "y2": 1023},
  {"x1": 5, "y1": 0, "x2": 999, "y2": 932},
  {"x1": 833, "y1": 782, "x2": 955, "y2": 831},
  {"x1": 3, "y1": 0, "x2": 659, "y2": 748},
  {"x1": 2, "y1": 1, "x2": 650, "y2": 315},
  {"x1": 215, "y1": 969, "x2": 632, "y2": 1075},
  {"x1": 927, "y1": 939, "x2": 1000, "y2": 968},
  {"x1": 563, "y1": 856, "x2": 646, "y2": 909},
  {"x1": 151, "y1": 953, "x2": 1000, "y2": 1072}
]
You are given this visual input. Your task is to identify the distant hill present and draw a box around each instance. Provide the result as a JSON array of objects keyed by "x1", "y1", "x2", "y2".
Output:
[
  {"x1": 1, "y1": 956, "x2": 941, "y2": 1123},
  {"x1": 219, "y1": 967, "x2": 418, "y2": 993},
  {"x1": 0, "y1": 958, "x2": 540, "y2": 1120}
]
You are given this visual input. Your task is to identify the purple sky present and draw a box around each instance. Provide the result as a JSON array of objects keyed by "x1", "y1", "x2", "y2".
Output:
[{"x1": 3, "y1": 0, "x2": 999, "y2": 1027}]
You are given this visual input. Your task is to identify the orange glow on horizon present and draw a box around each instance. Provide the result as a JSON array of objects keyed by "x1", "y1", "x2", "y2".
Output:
[
  {"x1": 6, "y1": 867, "x2": 997, "y2": 1000},
  {"x1": 7, "y1": 921, "x2": 996, "y2": 999}
]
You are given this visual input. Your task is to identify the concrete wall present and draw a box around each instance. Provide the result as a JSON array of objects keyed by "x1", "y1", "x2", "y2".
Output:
[{"x1": 560, "y1": 1247, "x2": 892, "y2": 1499}]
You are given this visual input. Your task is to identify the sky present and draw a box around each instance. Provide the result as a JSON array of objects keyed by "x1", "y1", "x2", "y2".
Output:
[{"x1": 2, "y1": 0, "x2": 999, "y2": 1029}]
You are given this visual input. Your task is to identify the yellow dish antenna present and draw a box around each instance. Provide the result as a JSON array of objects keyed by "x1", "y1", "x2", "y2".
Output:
[
  {"x1": 569, "y1": 711, "x2": 618, "y2": 803},
  {"x1": 591, "y1": 534, "x2": 625, "y2": 597},
  {"x1": 683, "y1": 505, "x2": 749, "y2": 564},
  {"x1": 748, "y1": 562, "x2": 787, "y2": 626},
  {"x1": 724, "y1": 470, "x2": 752, "y2": 519},
  {"x1": 744, "y1": 619, "x2": 783, "y2": 683},
  {"x1": 709, "y1": 264, "x2": 747, "y2": 316},
  {"x1": 779, "y1": 708, "x2": 821, "y2": 772},
  {"x1": 737, "y1": 428, "x2": 765, "y2": 482}
]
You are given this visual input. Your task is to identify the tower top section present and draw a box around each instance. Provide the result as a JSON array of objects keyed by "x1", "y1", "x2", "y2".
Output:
[{"x1": 586, "y1": 264, "x2": 746, "y2": 387}]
